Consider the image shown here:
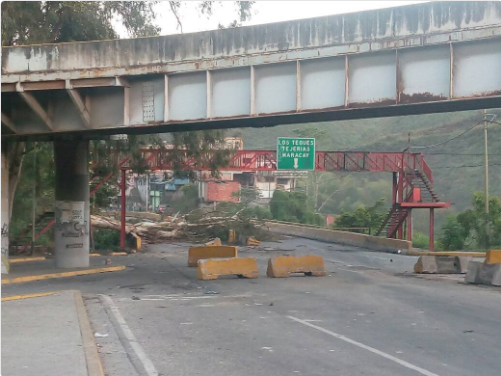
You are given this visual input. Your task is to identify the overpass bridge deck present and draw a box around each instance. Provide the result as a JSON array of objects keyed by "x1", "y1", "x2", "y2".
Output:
[{"x1": 2, "y1": 1, "x2": 501, "y2": 139}]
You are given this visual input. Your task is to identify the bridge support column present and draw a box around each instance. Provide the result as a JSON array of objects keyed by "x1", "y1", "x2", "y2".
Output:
[
  {"x1": 407, "y1": 210, "x2": 412, "y2": 242},
  {"x1": 392, "y1": 172, "x2": 397, "y2": 205},
  {"x1": 429, "y1": 208, "x2": 435, "y2": 251},
  {"x1": 120, "y1": 168, "x2": 126, "y2": 250},
  {"x1": 54, "y1": 140, "x2": 90, "y2": 268},
  {"x1": 2, "y1": 150, "x2": 10, "y2": 274}
]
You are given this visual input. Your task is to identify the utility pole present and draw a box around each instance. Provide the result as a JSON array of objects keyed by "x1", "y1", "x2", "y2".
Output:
[{"x1": 483, "y1": 109, "x2": 490, "y2": 248}]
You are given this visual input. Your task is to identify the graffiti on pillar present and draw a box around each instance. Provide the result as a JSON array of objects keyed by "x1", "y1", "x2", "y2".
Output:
[
  {"x1": 55, "y1": 201, "x2": 87, "y2": 243},
  {"x1": 1, "y1": 222, "x2": 9, "y2": 273},
  {"x1": 1, "y1": 222, "x2": 8, "y2": 251}
]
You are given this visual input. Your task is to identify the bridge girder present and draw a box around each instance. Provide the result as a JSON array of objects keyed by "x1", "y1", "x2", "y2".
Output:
[{"x1": 2, "y1": 1, "x2": 501, "y2": 140}]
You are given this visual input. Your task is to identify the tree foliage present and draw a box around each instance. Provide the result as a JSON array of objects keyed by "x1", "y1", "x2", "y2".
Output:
[
  {"x1": 170, "y1": 130, "x2": 234, "y2": 180},
  {"x1": 9, "y1": 142, "x2": 55, "y2": 243},
  {"x1": 440, "y1": 192, "x2": 501, "y2": 250},
  {"x1": 172, "y1": 183, "x2": 199, "y2": 214},
  {"x1": 334, "y1": 198, "x2": 387, "y2": 235},
  {"x1": 440, "y1": 215, "x2": 467, "y2": 250},
  {"x1": 1, "y1": 1, "x2": 160, "y2": 46},
  {"x1": 232, "y1": 187, "x2": 259, "y2": 206},
  {"x1": 270, "y1": 190, "x2": 324, "y2": 225}
]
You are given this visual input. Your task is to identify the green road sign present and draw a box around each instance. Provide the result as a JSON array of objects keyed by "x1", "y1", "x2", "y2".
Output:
[{"x1": 276, "y1": 137, "x2": 315, "y2": 170}]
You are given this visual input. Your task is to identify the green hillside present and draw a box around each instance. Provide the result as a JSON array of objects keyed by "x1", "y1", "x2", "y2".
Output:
[{"x1": 229, "y1": 108, "x2": 501, "y2": 233}]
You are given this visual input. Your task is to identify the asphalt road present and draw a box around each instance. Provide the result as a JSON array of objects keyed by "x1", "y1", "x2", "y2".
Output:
[{"x1": 3, "y1": 238, "x2": 501, "y2": 376}]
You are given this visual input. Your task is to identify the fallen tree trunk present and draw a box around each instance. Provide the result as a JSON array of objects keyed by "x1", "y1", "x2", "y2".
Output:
[
  {"x1": 91, "y1": 209, "x2": 273, "y2": 246},
  {"x1": 90, "y1": 214, "x2": 181, "y2": 243}
]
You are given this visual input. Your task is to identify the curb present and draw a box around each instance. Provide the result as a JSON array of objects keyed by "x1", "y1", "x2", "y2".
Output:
[
  {"x1": 1, "y1": 290, "x2": 61, "y2": 301},
  {"x1": 10, "y1": 256, "x2": 47, "y2": 263},
  {"x1": 408, "y1": 251, "x2": 486, "y2": 258},
  {"x1": 1, "y1": 265, "x2": 126, "y2": 285},
  {"x1": 74, "y1": 290, "x2": 105, "y2": 376}
]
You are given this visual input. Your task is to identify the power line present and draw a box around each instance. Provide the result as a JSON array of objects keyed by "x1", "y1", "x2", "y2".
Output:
[
  {"x1": 426, "y1": 152, "x2": 501, "y2": 156},
  {"x1": 411, "y1": 120, "x2": 482, "y2": 149},
  {"x1": 433, "y1": 163, "x2": 501, "y2": 169}
]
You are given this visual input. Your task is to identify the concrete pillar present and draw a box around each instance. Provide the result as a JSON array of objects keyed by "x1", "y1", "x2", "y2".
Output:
[
  {"x1": 429, "y1": 208, "x2": 435, "y2": 251},
  {"x1": 407, "y1": 209, "x2": 412, "y2": 242},
  {"x1": 54, "y1": 140, "x2": 90, "y2": 268},
  {"x1": 1, "y1": 151, "x2": 10, "y2": 274}
]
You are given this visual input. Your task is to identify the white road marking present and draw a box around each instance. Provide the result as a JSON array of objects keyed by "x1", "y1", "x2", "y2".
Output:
[
  {"x1": 337, "y1": 268, "x2": 363, "y2": 274},
  {"x1": 288, "y1": 316, "x2": 440, "y2": 376},
  {"x1": 101, "y1": 295, "x2": 159, "y2": 376},
  {"x1": 139, "y1": 294, "x2": 251, "y2": 301}
]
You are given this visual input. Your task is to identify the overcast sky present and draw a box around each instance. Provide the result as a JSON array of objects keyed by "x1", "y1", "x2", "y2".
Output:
[{"x1": 118, "y1": 1, "x2": 427, "y2": 37}]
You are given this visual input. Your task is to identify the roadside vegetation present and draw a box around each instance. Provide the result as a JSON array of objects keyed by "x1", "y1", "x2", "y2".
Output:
[{"x1": 439, "y1": 192, "x2": 501, "y2": 251}]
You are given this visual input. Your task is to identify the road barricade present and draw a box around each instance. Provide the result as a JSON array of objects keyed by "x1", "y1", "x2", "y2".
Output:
[
  {"x1": 188, "y1": 246, "x2": 237, "y2": 267},
  {"x1": 246, "y1": 237, "x2": 261, "y2": 246},
  {"x1": 228, "y1": 230, "x2": 236, "y2": 244},
  {"x1": 205, "y1": 238, "x2": 222, "y2": 247},
  {"x1": 414, "y1": 255, "x2": 472, "y2": 274},
  {"x1": 197, "y1": 258, "x2": 258, "y2": 280},
  {"x1": 267, "y1": 255, "x2": 326, "y2": 278},
  {"x1": 486, "y1": 250, "x2": 501, "y2": 265},
  {"x1": 465, "y1": 260, "x2": 501, "y2": 286}
]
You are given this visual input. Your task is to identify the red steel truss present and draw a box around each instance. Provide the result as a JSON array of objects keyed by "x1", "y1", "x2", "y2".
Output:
[{"x1": 138, "y1": 149, "x2": 434, "y2": 180}]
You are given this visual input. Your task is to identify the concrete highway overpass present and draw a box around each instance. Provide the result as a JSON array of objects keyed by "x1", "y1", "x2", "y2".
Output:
[
  {"x1": 1, "y1": 1, "x2": 501, "y2": 270},
  {"x1": 2, "y1": 1, "x2": 501, "y2": 139}
]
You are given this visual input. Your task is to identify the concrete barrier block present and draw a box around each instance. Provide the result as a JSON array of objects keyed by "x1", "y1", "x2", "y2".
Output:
[
  {"x1": 465, "y1": 261, "x2": 482, "y2": 284},
  {"x1": 188, "y1": 246, "x2": 237, "y2": 267},
  {"x1": 486, "y1": 250, "x2": 501, "y2": 264},
  {"x1": 267, "y1": 255, "x2": 326, "y2": 278},
  {"x1": 457, "y1": 256, "x2": 473, "y2": 274},
  {"x1": 465, "y1": 261, "x2": 501, "y2": 286},
  {"x1": 478, "y1": 263, "x2": 501, "y2": 286},
  {"x1": 197, "y1": 258, "x2": 258, "y2": 280},
  {"x1": 414, "y1": 256, "x2": 472, "y2": 274},
  {"x1": 205, "y1": 238, "x2": 222, "y2": 247},
  {"x1": 246, "y1": 237, "x2": 261, "y2": 246},
  {"x1": 414, "y1": 256, "x2": 438, "y2": 274},
  {"x1": 228, "y1": 230, "x2": 236, "y2": 244}
]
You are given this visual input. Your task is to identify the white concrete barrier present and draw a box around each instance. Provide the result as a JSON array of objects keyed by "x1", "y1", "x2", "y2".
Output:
[
  {"x1": 414, "y1": 255, "x2": 472, "y2": 274},
  {"x1": 465, "y1": 261, "x2": 501, "y2": 286},
  {"x1": 265, "y1": 221, "x2": 411, "y2": 253}
]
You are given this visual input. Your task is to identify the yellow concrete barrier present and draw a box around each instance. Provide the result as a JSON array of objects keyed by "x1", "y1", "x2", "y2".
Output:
[
  {"x1": 267, "y1": 255, "x2": 326, "y2": 278},
  {"x1": 228, "y1": 229, "x2": 236, "y2": 244},
  {"x1": 246, "y1": 237, "x2": 261, "y2": 246},
  {"x1": 131, "y1": 233, "x2": 142, "y2": 251},
  {"x1": 205, "y1": 238, "x2": 222, "y2": 247},
  {"x1": 409, "y1": 250, "x2": 486, "y2": 258},
  {"x1": 197, "y1": 258, "x2": 258, "y2": 280},
  {"x1": 188, "y1": 246, "x2": 238, "y2": 267},
  {"x1": 486, "y1": 250, "x2": 501, "y2": 264}
]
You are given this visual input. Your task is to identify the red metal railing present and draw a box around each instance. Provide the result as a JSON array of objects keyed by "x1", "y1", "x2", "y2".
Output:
[{"x1": 137, "y1": 149, "x2": 430, "y2": 174}]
